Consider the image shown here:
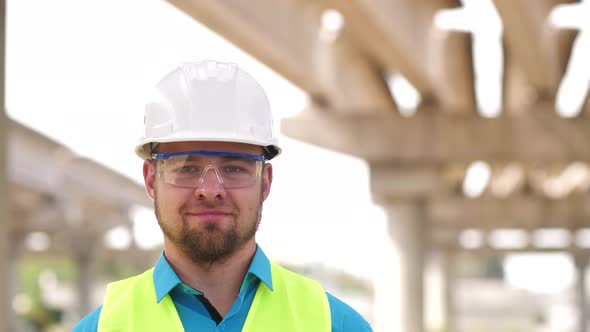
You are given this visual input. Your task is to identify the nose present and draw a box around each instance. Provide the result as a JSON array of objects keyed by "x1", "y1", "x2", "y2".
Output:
[{"x1": 194, "y1": 166, "x2": 225, "y2": 199}]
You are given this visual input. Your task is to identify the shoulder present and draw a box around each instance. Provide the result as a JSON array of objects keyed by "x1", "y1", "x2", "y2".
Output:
[
  {"x1": 327, "y1": 292, "x2": 373, "y2": 332},
  {"x1": 269, "y1": 262, "x2": 373, "y2": 331},
  {"x1": 71, "y1": 306, "x2": 102, "y2": 332},
  {"x1": 270, "y1": 263, "x2": 323, "y2": 291},
  {"x1": 72, "y1": 269, "x2": 156, "y2": 331}
]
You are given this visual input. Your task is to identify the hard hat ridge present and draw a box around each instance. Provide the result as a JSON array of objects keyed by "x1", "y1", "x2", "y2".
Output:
[
  {"x1": 135, "y1": 60, "x2": 281, "y2": 160},
  {"x1": 180, "y1": 60, "x2": 237, "y2": 82}
]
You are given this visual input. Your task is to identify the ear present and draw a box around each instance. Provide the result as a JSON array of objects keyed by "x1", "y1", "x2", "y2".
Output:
[
  {"x1": 143, "y1": 160, "x2": 156, "y2": 201},
  {"x1": 261, "y1": 163, "x2": 273, "y2": 202}
]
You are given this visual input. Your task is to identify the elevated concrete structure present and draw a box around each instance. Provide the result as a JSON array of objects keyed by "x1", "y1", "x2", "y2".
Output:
[{"x1": 1, "y1": 118, "x2": 152, "y2": 327}]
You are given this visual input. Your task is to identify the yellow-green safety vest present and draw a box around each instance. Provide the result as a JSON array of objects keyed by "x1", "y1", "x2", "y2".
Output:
[{"x1": 97, "y1": 262, "x2": 331, "y2": 332}]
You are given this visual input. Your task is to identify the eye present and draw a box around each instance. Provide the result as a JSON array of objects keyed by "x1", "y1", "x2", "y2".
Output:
[
  {"x1": 223, "y1": 165, "x2": 247, "y2": 174},
  {"x1": 176, "y1": 165, "x2": 199, "y2": 174}
]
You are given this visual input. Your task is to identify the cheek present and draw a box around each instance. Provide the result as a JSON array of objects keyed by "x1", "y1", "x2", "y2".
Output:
[
  {"x1": 155, "y1": 186, "x2": 188, "y2": 214},
  {"x1": 230, "y1": 188, "x2": 263, "y2": 213}
]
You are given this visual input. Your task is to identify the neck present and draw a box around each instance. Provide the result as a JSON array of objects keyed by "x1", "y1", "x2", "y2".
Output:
[{"x1": 163, "y1": 239, "x2": 257, "y2": 316}]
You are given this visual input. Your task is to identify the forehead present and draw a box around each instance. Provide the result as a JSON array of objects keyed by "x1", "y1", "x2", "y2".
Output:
[{"x1": 157, "y1": 141, "x2": 264, "y2": 155}]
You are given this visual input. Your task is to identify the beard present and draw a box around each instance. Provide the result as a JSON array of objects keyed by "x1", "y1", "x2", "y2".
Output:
[{"x1": 155, "y1": 188, "x2": 263, "y2": 265}]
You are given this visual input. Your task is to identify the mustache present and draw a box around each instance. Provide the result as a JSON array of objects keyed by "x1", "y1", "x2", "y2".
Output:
[{"x1": 179, "y1": 201, "x2": 235, "y2": 214}]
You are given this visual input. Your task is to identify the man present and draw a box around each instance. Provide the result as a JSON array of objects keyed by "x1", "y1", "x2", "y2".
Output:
[{"x1": 73, "y1": 60, "x2": 372, "y2": 331}]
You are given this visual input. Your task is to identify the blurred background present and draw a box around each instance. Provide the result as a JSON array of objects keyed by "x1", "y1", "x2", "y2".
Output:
[{"x1": 1, "y1": 0, "x2": 590, "y2": 331}]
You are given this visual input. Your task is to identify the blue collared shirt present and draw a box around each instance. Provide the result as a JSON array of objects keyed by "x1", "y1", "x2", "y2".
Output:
[{"x1": 72, "y1": 245, "x2": 372, "y2": 331}]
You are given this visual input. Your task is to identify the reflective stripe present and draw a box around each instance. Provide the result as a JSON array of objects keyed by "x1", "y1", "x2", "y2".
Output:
[{"x1": 97, "y1": 263, "x2": 330, "y2": 332}]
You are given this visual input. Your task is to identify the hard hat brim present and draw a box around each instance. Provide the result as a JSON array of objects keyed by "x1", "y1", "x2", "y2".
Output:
[{"x1": 135, "y1": 136, "x2": 281, "y2": 161}]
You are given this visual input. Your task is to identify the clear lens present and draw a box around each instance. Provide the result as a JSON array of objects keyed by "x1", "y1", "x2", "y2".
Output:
[{"x1": 158, "y1": 153, "x2": 263, "y2": 189}]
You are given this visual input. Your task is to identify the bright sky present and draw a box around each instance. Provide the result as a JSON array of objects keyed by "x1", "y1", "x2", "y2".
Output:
[{"x1": 5, "y1": 0, "x2": 388, "y2": 281}]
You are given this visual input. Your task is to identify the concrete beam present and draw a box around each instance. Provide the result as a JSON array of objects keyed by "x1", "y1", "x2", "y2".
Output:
[
  {"x1": 166, "y1": 0, "x2": 324, "y2": 95},
  {"x1": 428, "y1": 195, "x2": 590, "y2": 229},
  {"x1": 428, "y1": 29, "x2": 476, "y2": 113},
  {"x1": 329, "y1": 0, "x2": 476, "y2": 112},
  {"x1": 370, "y1": 0, "x2": 475, "y2": 112},
  {"x1": 10, "y1": 201, "x2": 131, "y2": 237},
  {"x1": 313, "y1": 33, "x2": 398, "y2": 113},
  {"x1": 325, "y1": 0, "x2": 434, "y2": 97},
  {"x1": 168, "y1": 0, "x2": 397, "y2": 112},
  {"x1": 8, "y1": 119, "x2": 150, "y2": 208},
  {"x1": 61, "y1": 158, "x2": 150, "y2": 208},
  {"x1": 493, "y1": 0, "x2": 576, "y2": 99},
  {"x1": 369, "y1": 165, "x2": 457, "y2": 201},
  {"x1": 282, "y1": 104, "x2": 590, "y2": 163}
]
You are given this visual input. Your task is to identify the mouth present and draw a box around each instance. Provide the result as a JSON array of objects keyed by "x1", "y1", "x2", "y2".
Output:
[{"x1": 184, "y1": 210, "x2": 232, "y2": 222}]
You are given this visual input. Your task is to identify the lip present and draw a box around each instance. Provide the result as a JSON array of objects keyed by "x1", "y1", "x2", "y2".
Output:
[{"x1": 185, "y1": 210, "x2": 232, "y2": 222}]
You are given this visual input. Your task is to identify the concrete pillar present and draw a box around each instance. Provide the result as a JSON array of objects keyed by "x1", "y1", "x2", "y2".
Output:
[
  {"x1": 6, "y1": 233, "x2": 26, "y2": 331},
  {"x1": 442, "y1": 250, "x2": 457, "y2": 332},
  {"x1": 75, "y1": 249, "x2": 94, "y2": 318},
  {"x1": 73, "y1": 231, "x2": 98, "y2": 319},
  {"x1": 373, "y1": 200, "x2": 426, "y2": 332},
  {"x1": 426, "y1": 249, "x2": 457, "y2": 332},
  {"x1": 64, "y1": 196, "x2": 99, "y2": 319},
  {"x1": 0, "y1": 0, "x2": 10, "y2": 330},
  {"x1": 574, "y1": 253, "x2": 589, "y2": 332},
  {"x1": 0, "y1": 234, "x2": 21, "y2": 332}
]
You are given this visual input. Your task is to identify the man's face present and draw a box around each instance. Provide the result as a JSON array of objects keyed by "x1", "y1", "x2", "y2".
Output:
[{"x1": 143, "y1": 141, "x2": 273, "y2": 264}]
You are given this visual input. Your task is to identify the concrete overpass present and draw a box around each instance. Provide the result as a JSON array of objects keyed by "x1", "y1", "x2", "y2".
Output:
[{"x1": 0, "y1": 116, "x2": 153, "y2": 331}]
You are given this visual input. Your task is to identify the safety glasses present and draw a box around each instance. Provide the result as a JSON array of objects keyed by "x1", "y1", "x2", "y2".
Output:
[{"x1": 151, "y1": 150, "x2": 265, "y2": 189}]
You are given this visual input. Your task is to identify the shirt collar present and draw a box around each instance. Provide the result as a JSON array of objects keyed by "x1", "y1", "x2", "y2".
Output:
[
  {"x1": 152, "y1": 244, "x2": 273, "y2": 303},
  {"x1": 248, "y1": 244, "x2": 273, "y2": 291}
]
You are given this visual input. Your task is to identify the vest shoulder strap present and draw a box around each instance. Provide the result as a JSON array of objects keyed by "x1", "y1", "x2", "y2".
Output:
[
  {"x1": 242, "y1": 262, "x2": 331, "y2": 332},
  {"x1": 97, "y1": 268, "x2": 184, "y2": 332}
]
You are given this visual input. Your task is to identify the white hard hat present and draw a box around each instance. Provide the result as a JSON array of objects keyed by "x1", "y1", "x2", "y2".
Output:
[{"x1": 135, "y1": 60, "x2": 281, "y2": 160}]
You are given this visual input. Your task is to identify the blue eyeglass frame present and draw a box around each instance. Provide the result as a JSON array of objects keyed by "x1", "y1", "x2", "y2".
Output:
[{"x1": 151, "y1": 150, "x2": 266, "y2": 161}]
